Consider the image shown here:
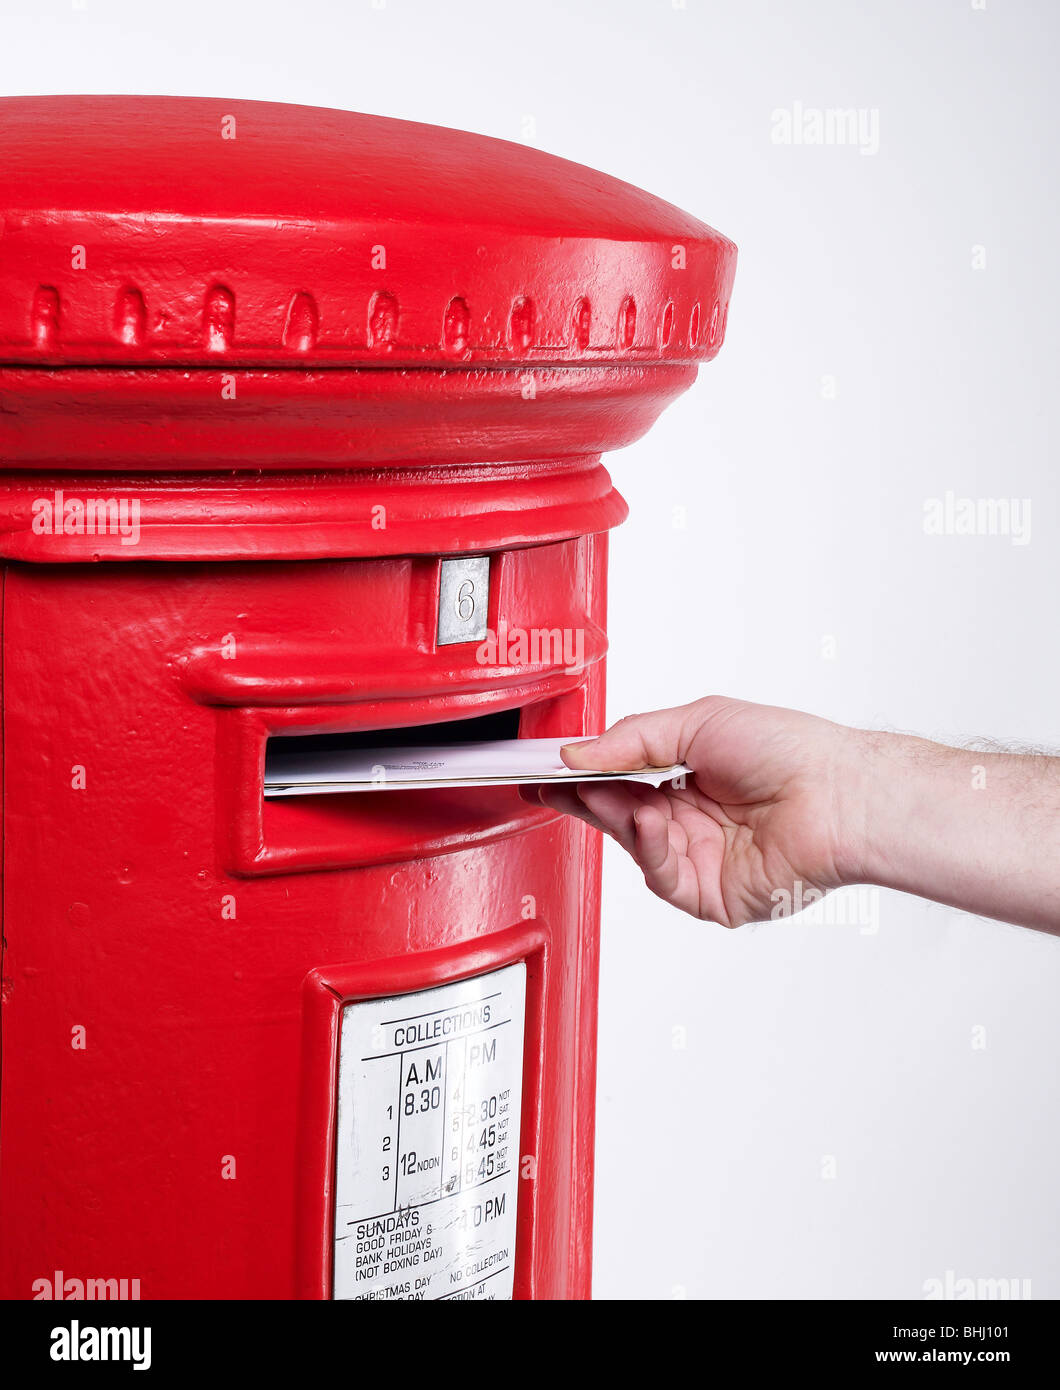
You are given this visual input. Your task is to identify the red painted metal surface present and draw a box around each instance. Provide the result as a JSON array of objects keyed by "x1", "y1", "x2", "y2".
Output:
[{"x1": 0, "y1": 96, "x2": 735, "y2": 1300}]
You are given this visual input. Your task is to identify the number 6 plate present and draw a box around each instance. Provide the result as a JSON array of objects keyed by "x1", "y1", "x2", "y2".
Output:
[{"x1": 436, "y1": 555, "x2": 490, "y2": 646}]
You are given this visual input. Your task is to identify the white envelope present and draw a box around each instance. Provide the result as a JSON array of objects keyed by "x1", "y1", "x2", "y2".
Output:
[{"x1": 264, "y1": 735, "x2": 691, "y2": 797}]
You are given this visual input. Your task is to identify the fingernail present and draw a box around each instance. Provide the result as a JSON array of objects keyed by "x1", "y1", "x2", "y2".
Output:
[{"x1": 560, "y1": 738, "x2": 597, "y2": 754}]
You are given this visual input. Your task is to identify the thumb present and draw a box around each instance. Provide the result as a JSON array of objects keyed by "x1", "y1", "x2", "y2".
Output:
[{"x1": 561, "y1": 706, "x2": 688, "y2": 772}]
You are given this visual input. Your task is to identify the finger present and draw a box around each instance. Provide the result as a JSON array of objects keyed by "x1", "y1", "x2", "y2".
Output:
[
  {"x1": 641, "y1": 800, "x2": 738, "y2": 923},
  {"x1": 632, "y1": 804, "x2": 680, "y2": 897},
  {"x1": 625, "y1": 805, "x2": 710, "y2": 919},
  {"x1": 533, "y1": 782, "x2": 611, "y2": 836},
  {"x1": 571, "y1": 781, "x2": 650, "y2": 855},
  {"x1": 560, "y1": 704, "x2": 695, "y2": 773}
]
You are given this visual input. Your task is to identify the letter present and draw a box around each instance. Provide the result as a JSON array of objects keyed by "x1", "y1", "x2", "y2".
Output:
[
  {"x1": 1010, "y1": 499, "x2": 1031, "y2": 546},
  {"x1": 803, "y1": 107, "x2": 824, "y2": 146},
  {"x1": 100, "y1": 1328, "x2": 131, "y2": 1361},
  {"x1": 770, "y1": 886, "x2": 791, "y2": 919},
  {"x1": 955, "y1": 497, "x2": 977, "y2": 536},
  {"x1": 978, "y1": 497, "x2": 1007, "y2": 536},
  {"x1": 671, "y1": 243, "x2": 686, "y2": 270},
  {"x1": 33, "y1": 1276, "x2": 52, "y2": 1299},
  {"x1": 770, "y1": 107, "x2": 792, "y2": 146},
  {"x1": 84, "y1": 498, "x2": 115, "y2": 536},
  {"x1": 564, "y1": 627, "x2": 585, "y2": 675},
  {"x1": 475, "y1": 628, "x2": 498, "y2": 667},
  {"x1": 133, "y1": 1327, "x2": 151, "y2": 1371},
  {"x1": 86, "y1": 1277, "x2": 118, "y2": 1300},
  {"x1": 532, "y1": 628, "x2": 563, "y2": 668},
  {"x1": 922, "y1": 497, "x2": 943, "y2": 535},
  {"x1": 858, "y1": 887, "x2": 880, "y2": 936},
  {"x1": 120, "y1": 497, "x2": 141, "y2": 543},
  {"x1": 63, "y1": 496, "x2": 85, "y2": 535},
  {"x1": 859, "y1": 108, "x2": 880, "y2": 156},
  {"x1": 826, "y1": 108, "x2": 859, "y2": 147},
  {"x1": 221, "y1": 114, "x2": 237, "y2": 140},
  {"x1": 50, "y1": 1326, "x2": 70, "y2": 1361},
  {"x1": 371, "y1": 244, "x2": 387, "y2": 270},
  {"x1": 31, "y1": 497, "x2": 53, "y2": 534}
]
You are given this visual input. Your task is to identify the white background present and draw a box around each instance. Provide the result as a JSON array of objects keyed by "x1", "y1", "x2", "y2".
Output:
[{"x1": 5, "y1": 0, "x2": 1058, "y2": 1299}]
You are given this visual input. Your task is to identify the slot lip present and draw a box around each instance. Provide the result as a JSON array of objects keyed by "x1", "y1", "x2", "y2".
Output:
[
  {"x1": 219, "y1": 681, "x2": 590, "y2": 878},
  {"x1": 258, "y1": 786, "x2": 554, "y2": 876}
]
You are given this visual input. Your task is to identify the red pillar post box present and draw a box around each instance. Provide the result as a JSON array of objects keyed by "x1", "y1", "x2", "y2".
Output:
[{"x1": 0, "y1": 96, "x2": 736, "y2": 1300}]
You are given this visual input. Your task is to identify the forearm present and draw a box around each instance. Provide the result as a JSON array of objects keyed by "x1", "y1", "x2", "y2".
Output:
[{"x1": 841, "y1": 730, "x2": 1060, "y2": 932}]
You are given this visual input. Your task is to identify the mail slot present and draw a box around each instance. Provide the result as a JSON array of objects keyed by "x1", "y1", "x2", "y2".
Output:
[{"x1": 0, "y1": 95, "x2": 736, "y2": 1300}]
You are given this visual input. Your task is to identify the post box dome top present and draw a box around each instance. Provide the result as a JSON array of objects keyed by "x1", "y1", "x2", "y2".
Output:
[{"x1": 0, "y1": 95, "x2": 736, "y2": 369}]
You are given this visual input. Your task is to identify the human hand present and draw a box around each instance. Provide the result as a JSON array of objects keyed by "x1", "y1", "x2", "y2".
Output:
[
  {"x1": 524, "y1": 696, "x2": 865, "y2": 927},
  {"x1": 526, "y1": 695, "x2": 1060, "y2": 933}
]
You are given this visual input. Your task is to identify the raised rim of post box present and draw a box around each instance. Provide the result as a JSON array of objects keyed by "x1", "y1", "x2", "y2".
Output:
[
  {"x1": 0, "y1": 368, "x2": 668, "y2": 563},
  {"x1": 0, "y1": 96, "x2": 735, "y2": 562},
  {"x1": 211, "y1": 677, "x2": 593, "y2": 878},
  {"x1": 295, "y1": 921, "x2": 550, "y2": 1300},
  {"x1": 0, "y1": 97, "x2": 737, "y2": 373}
]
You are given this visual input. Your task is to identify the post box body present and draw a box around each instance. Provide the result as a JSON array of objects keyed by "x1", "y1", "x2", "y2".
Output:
[
  {"x1": 0, "y1": 97, "x2": 736, "y2": 1299},
  {"x1": 1, "y1": 543, "x2": 609, "y2": 1299}
]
